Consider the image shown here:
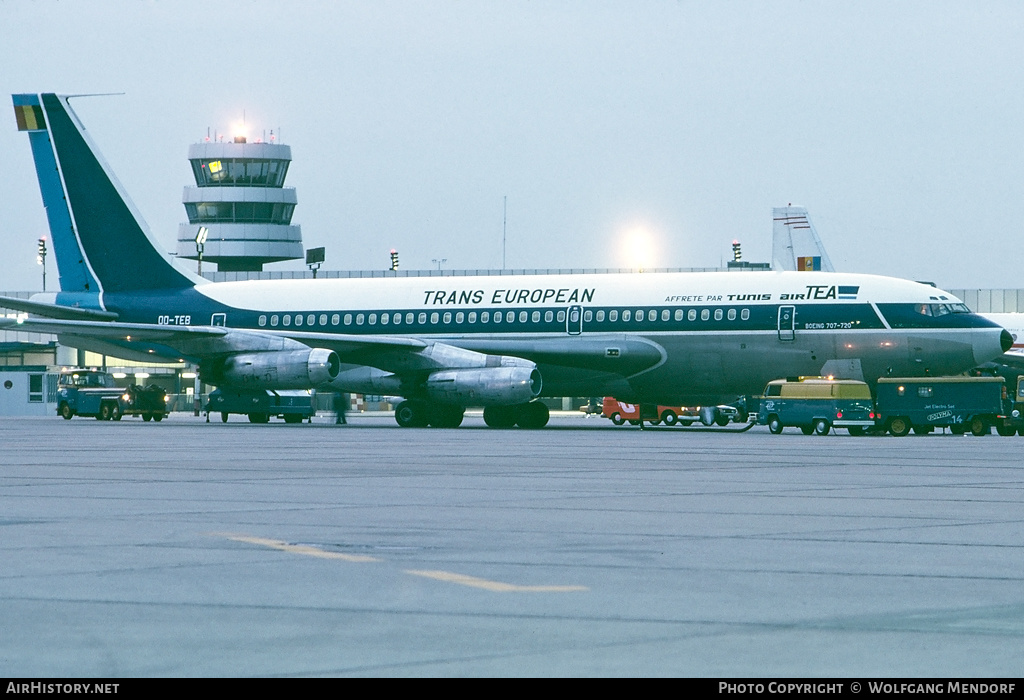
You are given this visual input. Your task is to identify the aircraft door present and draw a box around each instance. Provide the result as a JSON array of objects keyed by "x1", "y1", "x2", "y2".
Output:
[
  {"x1": 211, "y1": 313, "x2": 226, "y2": 327},
  {"x1": 566, "y1": 305, "x2": 583, "y2": 335},
  {"x1": 777, "y1": 305, "x2": 795, "y2": 341}
]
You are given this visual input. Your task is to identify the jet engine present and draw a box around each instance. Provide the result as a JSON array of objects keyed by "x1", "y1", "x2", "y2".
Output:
[
  {"x1": 424, "y1": 366, "x2": 542, "y2": 406},
  {"x1": 214, "y1": 348, "x2": 340, "y2": 389}
]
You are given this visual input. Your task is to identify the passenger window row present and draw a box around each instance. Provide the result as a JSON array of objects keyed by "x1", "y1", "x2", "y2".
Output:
[{"x1": 255, "y1": 307, "x2": 753, "y2": 329}]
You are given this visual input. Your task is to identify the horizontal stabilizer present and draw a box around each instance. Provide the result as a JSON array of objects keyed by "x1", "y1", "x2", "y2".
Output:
[{"x1": 0, "y1": 295, "x2": 118, "y2": 321}]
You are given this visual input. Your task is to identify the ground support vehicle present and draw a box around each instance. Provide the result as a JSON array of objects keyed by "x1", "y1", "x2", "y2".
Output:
[
  {"x1": 875, "y1": 377, "x2": 1009, "y2": 436},
  {"x1": 207, "y1": 388, "x2": 316, "y2": 424},
  {"x1": 995, "y1": 375, "x2": 1024, "y2": 436},
  {"x1": 56, "y1": 368, "x2": 168, "y2": 421},
  {"x1": 758, "y1": 377, "x2": 876, "y2": 436},
  {"x1": 601, "y1": 397, "x2": 743, "y2": 427}
]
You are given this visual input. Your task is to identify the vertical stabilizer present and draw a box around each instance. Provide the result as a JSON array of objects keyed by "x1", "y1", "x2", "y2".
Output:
[
  {"x1": 772, "y1": 205, "x2": 835, "y2": 272},
  {"x1": 14, "y1": 93, "x2": 199, "y2": 294}
]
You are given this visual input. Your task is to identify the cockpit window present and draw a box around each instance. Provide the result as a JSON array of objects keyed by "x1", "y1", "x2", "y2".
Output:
[{"x1": 914, "y1": 303, "x2": 970, "y2": 317}]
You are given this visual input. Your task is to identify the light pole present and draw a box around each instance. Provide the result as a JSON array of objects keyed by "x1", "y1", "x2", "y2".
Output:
[
  {"x1": 195, "y1": 226, "x2": 208, "y2": 276},
  {"x1": 36, "y1": 237, "x2": 47, "y2": 291},
  {"x1": 432, "y1": 258, "x2": 447, "y2": 270}
]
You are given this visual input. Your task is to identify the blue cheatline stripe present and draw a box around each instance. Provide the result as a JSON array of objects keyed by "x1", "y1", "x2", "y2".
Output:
[{"x1": 13, "y1": 94, "x2": 99, "y2": 294}]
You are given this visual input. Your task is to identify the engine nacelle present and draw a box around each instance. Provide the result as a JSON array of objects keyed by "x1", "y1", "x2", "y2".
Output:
[
  {"x1": 425, "y1": 366, "x2": 542, "y2": 406},
  {"x1": 216, "y1": 348, "x2": 340, "y2": 389}
]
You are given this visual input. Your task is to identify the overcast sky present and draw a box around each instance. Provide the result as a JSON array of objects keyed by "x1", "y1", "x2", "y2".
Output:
[{"x1": 1, "y1": 1, "x2": 1021, "y2": 292}]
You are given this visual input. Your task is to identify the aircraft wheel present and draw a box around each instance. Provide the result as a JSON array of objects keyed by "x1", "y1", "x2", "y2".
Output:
[
  {"x1": 715, "y1": 416, "x2": 730, "y2": 427},
  {"x1": 60, "y1": 403, "x2": 74, "y2": 420},
  {"x1": 660, "y1": 410, "x2": 678, "y2": 426},
  {"x1": 221, "y1": 412, "x2": 229, "y2": 423},
  {"x1": 996, "y1": 425, "x2": 1016, "y2": 437},
  {"x1": 970, "y1": 417, "x2": 989, "y2": 436},
  {"x1": 395, "y1": 400, "x2": 428, "y2": 428},
  {"x1": 153, "y1": 413, "x2": 163, "y2": 422},
  {"x1": 888, "y1": 417, "x2": 911, "y2": 437},
  {"x1": 767, "y1": 415, "x2": 783, "y2": 434},
  {"x1": 142, "y1": 413, "x2": 152, "y2": 422},
  {"x1": 483, "y1": 405, "x2": 517, "y2": 428},
  {"x1": 800, "y1": 425, "x2": 814, "y2": 435},
  {"x1": 610, "y1": 412, "x2": 625, "y2": 426},
  {"x1": 429, "y1": 405, "x2": 465, "y2": 428},
  {"x1": 248, "y1": 412, "x2": 269, "y2": 424},
  {"x1": 813, "y1": 419, "x2": 830, "y2": 436},
  {"x1": 516, "y1": 401, "x2": 550, "y2": 429},
  {"x1": 284, "y1": 414, "x2": 304, "y2": 424}
]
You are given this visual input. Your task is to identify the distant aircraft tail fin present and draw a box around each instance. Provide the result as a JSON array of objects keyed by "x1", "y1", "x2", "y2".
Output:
[
  {"x1": 772, "y1": 205, "x2": 836, "y2": 272},
  {"x1": 13, "y1": 93, "x2": 199, "y2": 295}
]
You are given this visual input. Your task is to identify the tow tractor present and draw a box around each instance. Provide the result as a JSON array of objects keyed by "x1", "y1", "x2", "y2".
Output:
[{"x1": 56, "y1": 368, "x2": 169, "y2": 421}]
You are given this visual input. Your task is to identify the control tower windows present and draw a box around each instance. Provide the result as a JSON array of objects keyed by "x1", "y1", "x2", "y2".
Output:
[
  {"x1": 191, "y1": 158, "x2": 290, "y2": 187},
  {"x1": 186, "y1": 201, "x2": 296, "y2": 225}
]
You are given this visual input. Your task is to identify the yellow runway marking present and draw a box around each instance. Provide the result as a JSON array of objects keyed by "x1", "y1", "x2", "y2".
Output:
[
  {"x1": 405, "y1": 569, "x2": 588, "y2": 592},
  {"x1": 214, "y1": 533, "x2": 381, "y2": 563}
]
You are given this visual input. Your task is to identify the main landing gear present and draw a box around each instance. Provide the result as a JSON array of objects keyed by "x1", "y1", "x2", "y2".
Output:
[{"x1": 394, "y1": 400, "x2": 550, "y2": 429}]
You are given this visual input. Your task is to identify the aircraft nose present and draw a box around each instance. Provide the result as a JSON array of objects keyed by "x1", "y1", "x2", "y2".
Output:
[{"x1": 1001, "y1": 329, "x2": 1014, "y2": 353}]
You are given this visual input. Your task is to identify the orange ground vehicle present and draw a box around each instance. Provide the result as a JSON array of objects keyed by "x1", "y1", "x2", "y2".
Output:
[{"x1": 602, "y1": 397, "x2": 741, "y2": 426}]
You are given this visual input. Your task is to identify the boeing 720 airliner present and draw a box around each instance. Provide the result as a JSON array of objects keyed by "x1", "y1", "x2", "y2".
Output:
[{"x1": 1, "y1": 93, "x2": 1012, "y2": 428}]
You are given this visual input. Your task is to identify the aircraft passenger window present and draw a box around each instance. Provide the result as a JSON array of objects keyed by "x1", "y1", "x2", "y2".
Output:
[
  {"x1": 368, "y1": 313, "x2": 377, "y2": 325},
  {"x1": 394, "y1": 313, "x2": 402, "y2": 324},
  {"x1": 258, "y1": 315, "x2": 267, "y2": 327},
  {"x1": 469, "y1": 312, "x2": 477, "y2": 323},
  {"x1": 429, "y1": 312, "x2": 438, "y2": 324},
  {"x1": 318, "y1": 314, "x2": 327, "y2": 326},
  {"x1": 270, "y1": 315, "x2": 279, "y2": 327},
  {"x1": 481, "y1": 311, "x2": 490, "y2": 322},
  {"x1": 688, "y1": 309, "x2": 696, "y2": 321},
  {"x1": 283, "y1": 315, "x2": 291, "y2": 326},
  {"x1": 356, "y1": 314, "x2": 364, "y2": 325},
  {"x1": 515, "y1": 311, "x2": 524, "y2": 323},
  {"x1": 308, "y1": 314, "x2": 316, "y2": 325},
  {"x1": 557, "y1": 310, "x2": 566, "y2": 322},
  {"x1": 701, "y1": 309, "x2": 710, "y2": 321},
  {"x1": 546, "y1": 310, "x2": 555, "y2": 322},
  {"x1": 507, "y1": 311, "x2": 516, "y2": 323},
  {"x1": 493, "y1": 312, "x2": 501, "y2": 323},
  {"x1": 406, "y1": 313, "x2": 414, "y2": 324},
  {"x1": 344, "y1": 314, "x2": 352, "y2": 325},
  {"x1": 661, "y1": 309, "x2": 670, "y2": 322},
  {"x1": 741, "y1": 308, "x2": 750, "y2": 320},
  {"x1": 674, "y1": 309, "x2": 683, "y2": 321},
  {"x1": 714, "y1": 309, "x2": 723, "y2": 321},
  {"x1": 332, "y1": 314, "x2": 340, "y2": 325},
  {"x1": 609, "y1": 310, "x2": 618, "y2": 322},
  {"x1": 584, "y1": 310, "x2": 593, "y2": 322},
  {"x1": 443, "y1": 312, "x2": 452, "y2": 324},
  {"x1": 728, "y1": 309, "x2": 736, "y2": 321},
  {"x1": 295, "y1": 315, "x2": 303, "y2": 326},
  {"x1": 381, "y1": 313, "x2": 389, "y2": 325},
  {"x1": 456, "y1": 312, "x2": 464, "y2": 323},
  {"x1": 532, "y1": 311, "x2": 541, "y2": 323},
  {"x1": 623, "y1": 310, "x2": 631, "y2": 322},
  {"x1": 636, "y1": 309, "x2": 644, "y2": 322},
  {"x1": 595, "y1": 310, "x2": 604, "y2": 322}
]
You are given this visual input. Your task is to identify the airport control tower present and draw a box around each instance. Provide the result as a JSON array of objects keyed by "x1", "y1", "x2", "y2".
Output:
[{"x1": 176, "y1": 133, "x2": 303, "y2": 271}]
